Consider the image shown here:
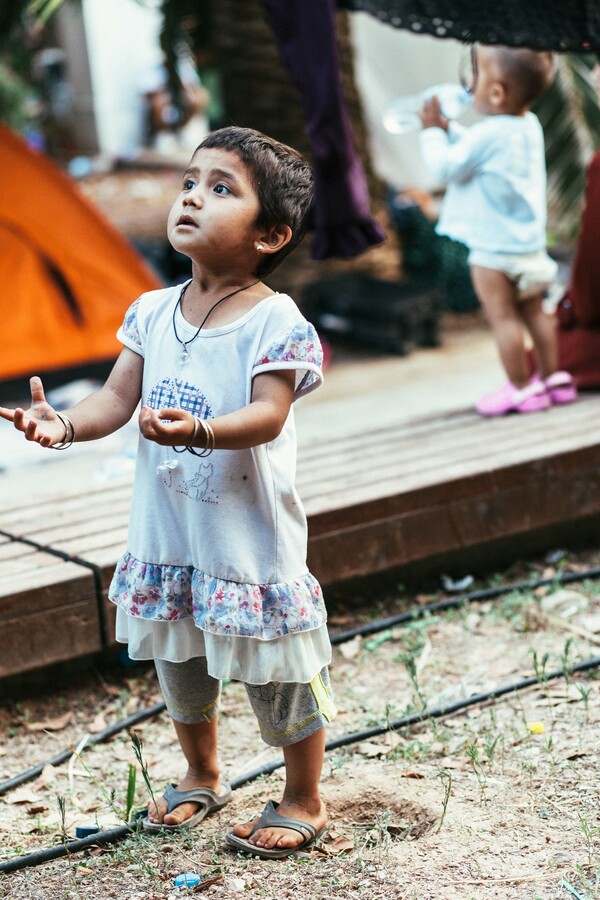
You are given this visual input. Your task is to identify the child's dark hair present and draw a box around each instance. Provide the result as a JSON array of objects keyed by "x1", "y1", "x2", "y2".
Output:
[
  {"x1": 490, "y1": 46, "x2": 555, "y2": 108},
  {"x1": 198, "y1": 126, "x2": 314, "y2": 276}
]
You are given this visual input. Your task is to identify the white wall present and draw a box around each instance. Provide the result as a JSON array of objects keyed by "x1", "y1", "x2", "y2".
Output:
[
  {"x1": 350, "y1": 13, "x2": 478, "y2": 190},
  {"x1": 82, "y1": 0, "x2": 163, "y2": 158}
]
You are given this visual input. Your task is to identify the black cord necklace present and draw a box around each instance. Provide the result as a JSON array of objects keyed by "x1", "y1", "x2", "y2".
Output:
[{"x1": 173, "y1": 279, "x2": 260, "y2": 364}]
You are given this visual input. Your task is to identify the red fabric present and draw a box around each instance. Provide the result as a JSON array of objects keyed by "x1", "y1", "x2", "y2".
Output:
[
  {"x1": 557, "y1": 150, "x2": 600, "y2": 387},
  {"x1": 558, "y1": 324, "x2": 600, "y2": 389}
]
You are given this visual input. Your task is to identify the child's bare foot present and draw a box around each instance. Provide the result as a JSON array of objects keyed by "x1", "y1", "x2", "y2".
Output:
[
  {"x1": 147, "y1": 768, "x2": 226, "y2": 827},
  {"x1": 230, "y1": 796, "x2": 327, "y2": 851}
]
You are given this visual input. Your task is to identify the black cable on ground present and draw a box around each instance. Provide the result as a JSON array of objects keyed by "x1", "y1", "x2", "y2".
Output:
[
  {"x1": 0, "y1": 824, "x2": 138, "y2": 875},
  {"x1": 3, "y1": 563, "x2": 600, "y2": 798},
  {"x1": 330, "y1": 566, "x2": 600, "y2": 645},
  {"x1": 0, "y1": 702, "x2": 166, "y2": 797},
  {"x1": 2, "y1": 654, "x2": 599, "y2": 875}
]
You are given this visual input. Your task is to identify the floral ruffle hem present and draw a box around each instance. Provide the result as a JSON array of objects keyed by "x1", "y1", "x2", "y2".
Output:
[{"x1": 109, "y1": 552, "x2": 327, "y2": 641}]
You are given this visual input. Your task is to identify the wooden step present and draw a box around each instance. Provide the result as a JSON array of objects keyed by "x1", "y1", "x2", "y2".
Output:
[{"x1": 2, "y1": 394, "x2": 600, "y2": 676}]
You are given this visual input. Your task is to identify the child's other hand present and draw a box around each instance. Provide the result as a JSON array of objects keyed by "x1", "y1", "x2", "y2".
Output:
[
  {"x1": 0, "y1": 376, "x2": 65, "y2": 447},
  {"x1": 419, "y1": 96, "x2": 449, "y2": 131},
  {"x1": 139, "y1": 406, "x2": 195, "y2": 446}
]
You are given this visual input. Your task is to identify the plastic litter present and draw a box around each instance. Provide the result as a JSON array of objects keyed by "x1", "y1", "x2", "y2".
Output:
[
  {"x1": 441, "y1": 574, "x2": 474, "y2": 592},
  {"x1": 174, "y1": 872, "x2": 202, "y2": 888},
  {"x1": 75, "y1": 825, "x2": 101, "y2": 838}
]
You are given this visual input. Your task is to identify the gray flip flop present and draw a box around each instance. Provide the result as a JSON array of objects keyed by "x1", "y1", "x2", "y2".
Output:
[
  {"x1": 143, "y1": 782, "x2": 232, "y2": 832},
  {"x1": 225, "y1": 799, "x2": 326, "y2": 859}
]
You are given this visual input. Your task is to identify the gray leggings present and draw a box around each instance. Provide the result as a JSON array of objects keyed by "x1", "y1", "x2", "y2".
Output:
[{"x1": 155, "y1": 656, "x2": 336, "y2": 748}]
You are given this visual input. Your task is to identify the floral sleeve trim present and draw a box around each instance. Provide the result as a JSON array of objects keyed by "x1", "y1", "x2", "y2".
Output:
[
  {"x1": 253, "y1": 321, "x2": 323, "y2": 398},
  {"x1": 108, "y1": 552, "x2": 327, "y2": 641},
  {"x1": 117, "y1": 297, "x2": 143, "y2": 354}
]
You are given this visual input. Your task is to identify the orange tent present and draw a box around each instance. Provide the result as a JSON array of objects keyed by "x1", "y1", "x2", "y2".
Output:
[{"x1": 0, "y1": 124, "x2": 162, "y2": 382}]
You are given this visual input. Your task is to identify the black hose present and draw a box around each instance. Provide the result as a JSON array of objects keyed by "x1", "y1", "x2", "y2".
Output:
[
  {"x1": 330, "y1": 566, "x2": 600, "y2": 645},
  {"x1": 2, "y1": 654, "x2": 599, "y2": 874},
  {"x1": 3, "y1": 563, "x2": 600, "y2": 798},
  {"x1": 0, "y1": 824, "x2": 138, "y2": 874},
  {"x1": 0, "y1": 703, "x2": 166, "y2": 797}
]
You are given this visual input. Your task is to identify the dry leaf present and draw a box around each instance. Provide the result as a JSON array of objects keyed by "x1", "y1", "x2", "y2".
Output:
[
  {"x1": 194, "y1": 874, "x2": 225, "y2": 891},
  {"x1": 27, "y1": 804, "x2": 49, "y2": 815},
  {"x1": 24, "y1": 711, "x2": 73, "y2": 732},
  {"x1": 88, "y1": 712, "x2": 108, "y2": 734},
  {"x1": 338, "y1": 636, "x2": 362, "y2": 660},
  {"x1": 401, "y1": 770, "x2": 425, "y2": 779},
  {"x1": 6, "y1": 787, "x2": 42, "y2": 805},
  {"x1": 34, "y1": 764, "x2": 57, "y2": 789},
  {"x1": 355, "y1": 741, "x2": 385, "y2": 758},
  {"x1": 102, "y1": 683, "x2": 122, "y2": 698},
  {"x1": 382, "y1": 732, "x2": 403, "y2": 751},
  {"x1": 76, "y1": 867, "x2": 95, "y2": 875},
  {"x1": 321, "y1": 835, "x2": 354, "y2": 855}
]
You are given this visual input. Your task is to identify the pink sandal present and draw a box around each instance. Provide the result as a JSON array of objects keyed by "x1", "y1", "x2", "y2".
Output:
[
  {"x1": 544, "y1": 371, "x2": 577, "y2": 405},
  {"x1": 476, "y1": 379, "x2": 550, "y2": 416}
]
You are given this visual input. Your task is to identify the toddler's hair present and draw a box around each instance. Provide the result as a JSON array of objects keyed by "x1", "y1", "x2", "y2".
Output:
[
  {"x1": 487, "y1": 46, "x2": 555, "y2": 108},
  {"x1": 198, "y1": 126, "x2": 314, "y2": 276}
]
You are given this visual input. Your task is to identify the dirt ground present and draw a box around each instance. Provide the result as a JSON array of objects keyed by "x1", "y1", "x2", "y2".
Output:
[{"x1": 0, "y1": 548, "x2": 599, "y2": 900}]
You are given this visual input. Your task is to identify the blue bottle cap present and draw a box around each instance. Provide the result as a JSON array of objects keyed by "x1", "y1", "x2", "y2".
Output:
[
  {"x1": 174, "y1": 872, "x2": 202, "y2": 888},
  {"x1": 76, "y1": 825, "x2": 101, "y2": 838}
]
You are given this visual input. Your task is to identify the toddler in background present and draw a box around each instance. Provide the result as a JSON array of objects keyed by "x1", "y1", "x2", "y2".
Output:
[{"x1": 420, "y1": 44, "x2": 577, "y2": 415}]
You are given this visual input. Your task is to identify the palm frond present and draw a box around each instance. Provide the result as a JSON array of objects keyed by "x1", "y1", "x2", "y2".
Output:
[{"x1": 535, "y1": 54, "x2": 600, "y2": 242}]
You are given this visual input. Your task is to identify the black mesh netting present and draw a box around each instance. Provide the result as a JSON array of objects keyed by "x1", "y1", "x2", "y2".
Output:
[{"x1": 339, "y1": 0, "x2": 600, "y2": 53}]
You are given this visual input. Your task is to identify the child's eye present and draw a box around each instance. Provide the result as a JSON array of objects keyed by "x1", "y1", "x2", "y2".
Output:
[
  {"x1": 213, "y1": 183, "x2": 231, "y2": 196},
  {"x1": 183, "y1": 178, "x2": 196, "y2": 191}
]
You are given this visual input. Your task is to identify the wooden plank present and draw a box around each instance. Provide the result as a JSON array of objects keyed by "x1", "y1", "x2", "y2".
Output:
[
  {"x1": 2, "y1": 392, "x2": 600, "y2": 679},
  {"x1": 299, "y1": 404, "x2": 600, "y2": 511},
  {"x1": 307, "y1": 453, "x2": 600, "y2": 583},
  {"x1": 0, "y1": 480, "x2": 133, "y2": 534},
  {"x1": 0, "y1": 556, "x2": 102, "y2": 677}
]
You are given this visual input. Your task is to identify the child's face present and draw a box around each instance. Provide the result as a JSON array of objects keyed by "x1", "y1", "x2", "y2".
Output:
[{"x1": 167, "y1": 147, "x2": 264, "y2": 269}]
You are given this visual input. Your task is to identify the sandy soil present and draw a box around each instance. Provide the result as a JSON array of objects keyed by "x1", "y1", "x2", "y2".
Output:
[{"x1": 0, "y1": 547, "x2": 598, "y2": 900}]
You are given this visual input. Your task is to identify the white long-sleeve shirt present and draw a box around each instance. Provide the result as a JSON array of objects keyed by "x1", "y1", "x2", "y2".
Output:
[{"x1": 419, "y1": 113, "x2": 548, "y2": 254}]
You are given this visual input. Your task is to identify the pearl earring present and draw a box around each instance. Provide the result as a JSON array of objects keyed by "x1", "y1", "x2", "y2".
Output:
[{"x1": 256, "y1": 244, "x2": 264, "y2": 252}]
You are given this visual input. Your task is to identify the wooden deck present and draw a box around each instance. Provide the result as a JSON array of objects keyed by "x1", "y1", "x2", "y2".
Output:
[{"x1": 2, "y1": 380, "x2": 600, "y2": 678}]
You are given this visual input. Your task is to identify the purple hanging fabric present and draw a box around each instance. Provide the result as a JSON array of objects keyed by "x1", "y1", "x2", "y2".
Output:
[{"x1": 261, "y1": 0, "x2": 386, "y2": 260}]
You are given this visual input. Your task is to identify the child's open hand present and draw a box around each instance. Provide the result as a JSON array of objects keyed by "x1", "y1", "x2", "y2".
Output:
[
  {"x1": 139, "y1": 406, "x2": 195, "y2": 446},
  {"x1": 419, "y1": 95, "x2": 449, "y2": 131},
  {"x1": 0, "y1": 376, "x2": 66, "y2": 447}
]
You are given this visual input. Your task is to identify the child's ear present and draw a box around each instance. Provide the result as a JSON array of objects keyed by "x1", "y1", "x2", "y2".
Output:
[
  {"x1": 257, "y1": 223, "x2": 292, "y2": 256},
  {"x1": 489, "y1": 81, "x2": 506, "y2": 108}
]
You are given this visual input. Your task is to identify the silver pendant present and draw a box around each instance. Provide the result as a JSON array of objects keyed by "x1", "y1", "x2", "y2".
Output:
[{"x1": 180, "y1": 346, "x2": 190, "y2": 365}]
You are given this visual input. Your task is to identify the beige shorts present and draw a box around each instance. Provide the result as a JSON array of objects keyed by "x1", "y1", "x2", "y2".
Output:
[{"x1": 469, "y1": 249, "x2": 558, "y2": 296}]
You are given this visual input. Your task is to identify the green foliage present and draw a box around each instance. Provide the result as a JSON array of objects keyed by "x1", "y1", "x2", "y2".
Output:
[
  {"x1": 536, "y1": 54, "x2": 600, "y2": 242},
  {"x1": 0, "y1": 63, "x2": 34, "y2": 131}
]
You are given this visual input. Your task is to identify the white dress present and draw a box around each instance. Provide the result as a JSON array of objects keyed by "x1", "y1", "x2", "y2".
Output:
[{"x1": 109, "y1": 282, "x2": 331, "y2": 684}]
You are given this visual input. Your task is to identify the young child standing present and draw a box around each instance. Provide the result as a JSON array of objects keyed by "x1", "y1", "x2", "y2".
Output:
[
  {"x1": 0, "y1": 126, "x2": 335, "y2": 859},
  {"x1": 419, "y1": 45, "x2": 577, "y2": 416}
]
